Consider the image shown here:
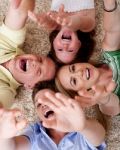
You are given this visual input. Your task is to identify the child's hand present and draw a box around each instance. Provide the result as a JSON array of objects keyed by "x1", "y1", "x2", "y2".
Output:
[
  {"x1": 28, "y1": 11, "x2": 58, "y2": 31},
  {"x1": 38, "y1": 92, "x2": 86, "y2": 132},
  {"x1": 48, "y1": 4, "x2": 72, "y2": 27},
  {"x1": 76, "y1": 80, "x2": 116, "y2": 107},
  {"x1": 0, "y1": 108, "x2": 27, "y2": 139}
]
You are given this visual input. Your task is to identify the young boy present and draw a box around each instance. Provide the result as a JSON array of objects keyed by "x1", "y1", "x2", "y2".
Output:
[
  {"x1": 0, "y1": 81, "x2": 106, "y2": 150},
  {"x1": 0, "y1": 0, "x2": 56, "y2": 108}
]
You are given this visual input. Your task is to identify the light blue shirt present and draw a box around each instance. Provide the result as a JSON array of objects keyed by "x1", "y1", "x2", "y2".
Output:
[{"x1": 22, "y1": 122, "x2": 106, "y2": 150}]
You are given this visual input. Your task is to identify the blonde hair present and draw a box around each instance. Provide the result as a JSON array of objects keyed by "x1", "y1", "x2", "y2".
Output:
[{"x1": 55, "y1": 77, "x2": 77, "y2": 98}]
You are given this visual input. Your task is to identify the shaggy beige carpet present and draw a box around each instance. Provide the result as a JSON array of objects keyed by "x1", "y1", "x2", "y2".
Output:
[{"x1": 0, "y1": 0, "x2": 120, "y2": 150}]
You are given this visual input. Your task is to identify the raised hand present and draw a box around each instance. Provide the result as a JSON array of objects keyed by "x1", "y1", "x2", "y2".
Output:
[
  {"x1": 38, "y1": 91, "x2": 86, "y2": 132},
  {"x1": 0, "y1": 108, "x2": 27, "y2": 139},
  {"x1": 48, "y1": 4, "x2": 72, "y2": 27},
  {"x1": 28, "y1": 11, "x2": 58, "y2": 31},
  {"x1": 76, "y1": 80, "x2": 116, "y2": 107}
]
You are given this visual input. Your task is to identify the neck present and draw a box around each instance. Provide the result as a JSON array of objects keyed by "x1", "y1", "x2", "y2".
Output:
[{"x1": 47, "y1": 129, "x2": 67, "y2": 144}]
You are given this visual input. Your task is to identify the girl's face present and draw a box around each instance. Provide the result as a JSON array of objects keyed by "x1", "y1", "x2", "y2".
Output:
[
  {"x1": 53, "y1": 27, "x2": 81, "y2": 64},
  {"x1": 57, "y1": 63, "x2": 100, "y2": 91}
]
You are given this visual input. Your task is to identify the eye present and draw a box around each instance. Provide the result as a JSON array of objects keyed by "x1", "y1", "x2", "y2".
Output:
[
  {"x1": 71, "y1": 65, "x2": 75, "y2": 72},
  {"x1": 58, "y1": 49, "x2": 63, "y2": 51},
  {"x1": 36, "y1": 103, "x2": 41, "y2": 108},
  {"x1": 68, "y1": 50, "x2": 73, "y2": 52},
  {"x1": 72, "y1": 77, "x2": 77, "y2": 85}
]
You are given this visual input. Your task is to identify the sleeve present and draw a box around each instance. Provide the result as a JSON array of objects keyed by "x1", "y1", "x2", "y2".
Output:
[
  {"x1": 0, "y1": 22, "x2": 26, "y2": 46},
  {"x1": 21, "y1": 124, "x2": 36, "y2": 144},
  {"x1": 0, "y1": 88, "x2": 15, "y2": 109},
  {"x1": 77, "y1": 133, "x2": 106, "y2": 150}
]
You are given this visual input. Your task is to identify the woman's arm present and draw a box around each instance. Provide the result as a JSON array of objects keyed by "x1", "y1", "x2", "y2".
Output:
[{"x1": 102, "y1": 0, "x2": 120, "y2": 51}]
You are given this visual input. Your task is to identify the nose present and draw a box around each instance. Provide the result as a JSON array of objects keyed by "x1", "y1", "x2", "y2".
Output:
[{"x1": 74, "y1": 69, "x2": 83, "y2": 78}]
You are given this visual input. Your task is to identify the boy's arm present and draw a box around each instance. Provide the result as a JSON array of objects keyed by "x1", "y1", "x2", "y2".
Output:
[
  {"x1": 37, "y1": 92, "x2": 105, "y2": 147},
  {"x1": 5, "y1": 0, "x2": 35, "y2": 30},
  {"x1": 102, "y1": 0, "x2": 120, "y2": 51},
  {"x1": 0, "y1": 108, "x2": 30, "y2": 150}
]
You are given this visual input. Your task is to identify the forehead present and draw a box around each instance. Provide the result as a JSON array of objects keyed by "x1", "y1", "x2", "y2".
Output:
[
  {"x1": 58, "y1": 65, "x2": 71, "y2": 88},
  {"x1": 34, "y1": 89, "x2": 53, "y2": 101}
]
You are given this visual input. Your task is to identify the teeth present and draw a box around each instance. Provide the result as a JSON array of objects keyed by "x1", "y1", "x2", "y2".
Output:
[
  {"x1": 26, "y1": 60, "x2": 29, "y2": 71},
  {"x1": 86, "y1": 68, "x2": 90, "y2": 80}
]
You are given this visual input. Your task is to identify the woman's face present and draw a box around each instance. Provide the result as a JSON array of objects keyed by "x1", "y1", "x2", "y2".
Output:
[
  {"x1": 57, "y1": 63, "x2": 100, "y2": 91},
  {"x1": 53, "y1": 27, "x2": 81, "y2": 64}
]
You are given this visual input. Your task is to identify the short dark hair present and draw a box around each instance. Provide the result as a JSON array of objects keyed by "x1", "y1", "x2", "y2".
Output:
[
  {"x1": 48, "y1": 29, "x2": 95, "y2": 67},
  {"x1": 32, "y1": 80, "x2": 58, "y2": 101}
]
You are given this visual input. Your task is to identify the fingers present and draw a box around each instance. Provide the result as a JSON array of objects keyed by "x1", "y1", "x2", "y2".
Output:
[
  {"x1": 58, "y1": 4, "x2": 65, "y2": 15},
  {"x1": 106, "y1": 80, "x2": 116, "y2": 93},
  {"x1": 45, "y1": 92, "x2": 65, "y2": 107},
  {"x1": 28, "y1": 11, "x2": 38, "y2": 22}
]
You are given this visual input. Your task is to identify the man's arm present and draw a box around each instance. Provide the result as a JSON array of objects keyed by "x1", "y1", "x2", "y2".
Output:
[
  {"x1": 102, "y1": 0, "x2": 120, "y2": 51},
  {"x1": 5, "y1": 0, "x2": 35, "y2": 30}
]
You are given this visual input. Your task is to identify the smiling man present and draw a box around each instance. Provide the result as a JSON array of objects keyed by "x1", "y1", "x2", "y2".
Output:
[{"x1": 0, "y1": 0, "x2": 56, "y2": 108}]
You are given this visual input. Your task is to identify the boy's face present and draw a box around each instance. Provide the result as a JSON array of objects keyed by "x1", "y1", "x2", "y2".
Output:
[
  {"x1": 7, "y1": 54, "x2": 56, "y2": 88},
  {"x1": 34, "y1": 89, "x2": 55, "y2": 121},
  {"x1": 57, "y1": 63, "x2": 100, "y2": 91}
]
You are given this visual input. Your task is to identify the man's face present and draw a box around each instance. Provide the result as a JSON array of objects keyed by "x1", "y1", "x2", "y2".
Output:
[
  {"x1": 34, "y1": 89, "x2": 55, "y2": 121},
  {"x1": 7, "y1": 54, "x2": 56, "y2": 88}
]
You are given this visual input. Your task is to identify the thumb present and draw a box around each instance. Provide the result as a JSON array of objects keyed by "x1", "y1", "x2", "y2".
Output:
[{"x1": 106, "y1": 81, "x2": 116, "y2": 93}]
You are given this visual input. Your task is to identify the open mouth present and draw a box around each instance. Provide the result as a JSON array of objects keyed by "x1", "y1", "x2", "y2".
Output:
[
  {"x1": 41, "y1": 105, "x2": 54, "y2": 119},
  {"x1": 62, "y1": 33, "x2": 72, "y2": 41},
  {"x1": 86, "y1": 68, "x2": 90, "y2": 80},
  {"x1": 20, "y1": 59, "x2": 28, "y2": 72},
  {"x1": 44, "y1": 110, "x2": 54, "y2": 118}
]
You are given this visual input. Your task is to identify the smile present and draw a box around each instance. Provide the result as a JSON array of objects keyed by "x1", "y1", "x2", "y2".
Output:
[{"x1": 86, "y1": 68, "x2": 90, "y2": 80}]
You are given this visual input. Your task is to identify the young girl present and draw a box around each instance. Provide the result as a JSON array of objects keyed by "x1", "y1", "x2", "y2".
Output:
[
  {"x1": 0, "y1": 80, "x2": 106, "y2": 150},
  {"x1": 29, "y1": 0, "x2": 95, "y2": 65},
  {"x1": 55, "y1": 0, "x2": 120, "y2": 116}
]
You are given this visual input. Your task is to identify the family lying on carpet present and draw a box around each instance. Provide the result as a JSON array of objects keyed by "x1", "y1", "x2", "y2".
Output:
[{"x1": 0, "y1": 0, "x2": 119, "y2": 150}]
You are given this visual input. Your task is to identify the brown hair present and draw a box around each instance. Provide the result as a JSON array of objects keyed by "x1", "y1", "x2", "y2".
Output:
[
  {"x1": 48, "y1": 29, "x2": 96, "y2": 67},
  {"x1": 32, "y1": 80, "x2": 58, "y2": 101}
]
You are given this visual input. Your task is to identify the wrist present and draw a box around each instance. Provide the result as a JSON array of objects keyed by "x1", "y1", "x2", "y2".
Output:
[
  {"x1": 98, "y1": 95, "x2": 111, "y2": 106},
  {"x1": 103, "y1": 0, "x2": 117, "y2": 12}
]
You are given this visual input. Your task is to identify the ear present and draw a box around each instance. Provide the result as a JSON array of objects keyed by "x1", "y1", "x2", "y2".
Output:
[{"x1": 24, "y1": 83, "x2": 34, "y2": 89}]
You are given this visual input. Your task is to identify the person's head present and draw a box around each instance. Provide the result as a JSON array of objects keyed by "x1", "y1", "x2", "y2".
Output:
[
  {"x1": 6, "y1": 54, "x2": 56, "y2": 89},
  {"x1": 32, "y1": 80, "x2": 58, "y2": 121},
  {"x1": 49, "y1": 27, "x2": 95, "y2": 65},
  {"x1": 56, "y1": 63, "x2": 100, "y2": 94}
]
